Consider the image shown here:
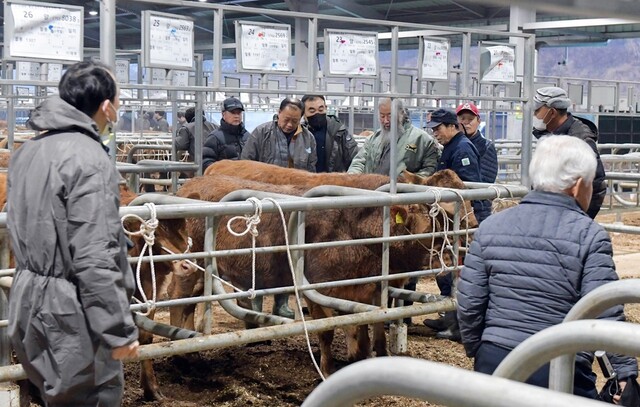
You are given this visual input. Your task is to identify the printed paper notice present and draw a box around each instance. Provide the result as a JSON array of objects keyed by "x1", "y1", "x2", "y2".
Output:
[
  {"x1": 147, "y1": 14, "x2": 194, "y2": 69},
  {"x1": 238, "y1": 23, "x2": 290, "y2": 72},
  {"x1": 421, "y1": 38, "x2": 449, "y2": 80},
  {"x1": 327, "y1": 30, "x2": 377, "y2": 77},
  {"x1": 481, "y1": 45, "x2": 515, "y2": 83},
  {"x1": 9, "y1": 3, "x2": 83, "y2": 62}
]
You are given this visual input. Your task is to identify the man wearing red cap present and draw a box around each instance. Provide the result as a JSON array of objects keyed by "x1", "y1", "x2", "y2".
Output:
[{"x1": 456, "y1": 102, "x2": 498, "y2": 184}]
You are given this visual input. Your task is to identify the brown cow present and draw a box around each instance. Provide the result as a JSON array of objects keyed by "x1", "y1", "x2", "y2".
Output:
[
  {"x1": 120, "y1": 186, "x2": 192, "y2": 401},
  {"x1": 177, "y1": 174, "x2": 442, "y2": 376}
]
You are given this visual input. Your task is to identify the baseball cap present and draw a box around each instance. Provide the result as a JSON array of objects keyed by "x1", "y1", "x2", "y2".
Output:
[
  {"x1": 533, "y1": 87, "x2": 571, "y2": 111},
  {"x1": 456, "y1": 102, "x2": 480, "y2": 117},
  {"x1": 426, "y1": 108, "x2": 458, "y2": 128},
  {"x1": 223, "y1": 97, "x2": 244, "y2": 112}
]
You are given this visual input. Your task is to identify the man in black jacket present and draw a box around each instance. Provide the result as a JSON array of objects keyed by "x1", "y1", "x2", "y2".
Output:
[
  {"x1": 456, "y1": 102, "x2": 498, "y2": 183},
  {"x1": 202, "y1": 97, "x2": 250, "y2": 171},
  {"x1": 301, "y1": 95, "x2": 358, "y2": 173},
  {"x1": 532, "y1": 86, "x2": 606, "y2": 218}
]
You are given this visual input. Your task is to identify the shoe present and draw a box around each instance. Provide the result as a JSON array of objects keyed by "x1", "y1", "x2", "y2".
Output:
[
  {"x1": 435, "y1": 327, "x2": 461, "y2": 342},
  {"x1": 423, "y1": 317, "x2": 447, "y2": 331},
  {"x1": 272, "y1": 294, "x2": 295, "y2": 319}
]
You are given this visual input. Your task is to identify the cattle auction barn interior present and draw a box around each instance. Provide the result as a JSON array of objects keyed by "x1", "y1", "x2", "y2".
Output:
[{"x1": 1, "y1": 0, "x2": 640, "y2": 406}]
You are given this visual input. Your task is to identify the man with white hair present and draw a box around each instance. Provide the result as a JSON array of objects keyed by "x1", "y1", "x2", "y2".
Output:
[
  {"x1": 532, "y1": 86, "x2": 606, "y2": 218},
  {"x1": 457, "y1": 135, "x2": 637, "y2": 398},
  {"x1": 348, "y1": 98, "x2": 438, "y2": 177}
]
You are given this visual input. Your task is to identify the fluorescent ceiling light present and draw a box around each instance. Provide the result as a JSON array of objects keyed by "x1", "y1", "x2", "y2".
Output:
[{"x1": 89, "y1": 10, "x2": 98, "y2": 16}]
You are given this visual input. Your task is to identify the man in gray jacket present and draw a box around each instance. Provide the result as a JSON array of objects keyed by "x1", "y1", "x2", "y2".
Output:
[
  {"x1": 7, "y1": 61, "x2": 139, "y2": 406},
  {"x1": 241, "y1": 97, "x2": 317, "y2": 172},
  {"x1": 458, "y1": 135, "x2": 637, "y2": 398},
  {"x1": 348, "y1": 98, "x2": 438, "y2": 177},
  {"x1": 301, "y1": 95, "x2": 358, "y2": 172}
]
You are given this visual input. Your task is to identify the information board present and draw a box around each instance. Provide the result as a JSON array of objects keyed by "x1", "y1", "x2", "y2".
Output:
[
  {"x1": 46, "y1": 63, "x2": 62, "y2": 82},
  {"x1": 479, "y1": 42, "x2": 516, "y2": 83},
  {"x1": 325, "y1": 29, "x2": 378, "y2": 77},
  {"x1": 170, "y1": 70, "x2": 189, "y2": 87},
  {"x1": 115, "y1": 59, "x2": 130, "y2": 84},
  {"x1": 420, "y1": 37, "x2": 449, "y2": 81},
  {"x1": 5, "y1": 0, "x2": 83, "y2": 62},
  {"x1": 16, "y1": 61, "x2": 40, "y2": 81},
  {"x1": 142, "y1": 11, "x2": 194, "y2": 70},
  {"x1": 235, "y1": 21, "x2": 291, "y2": 73}
]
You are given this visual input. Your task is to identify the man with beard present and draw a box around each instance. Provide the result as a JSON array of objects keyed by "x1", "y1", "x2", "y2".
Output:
[
  {"x1": 241, "y1": 97, "x2": 317, "y2": 172},
  {"x1": 202, "y1": 97, "x2": 250, "y2": 171},
  {"x1": 301, "y1": 95, "x2": 358, "y2": 172},
  {"x1": 348, "y1": 98, "x2": 438, "y2": 177}
]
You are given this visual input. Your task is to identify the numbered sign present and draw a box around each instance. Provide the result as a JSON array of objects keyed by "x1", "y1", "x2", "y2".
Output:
[
  {"x1": 325, "y1": 29, "x2": 378, "y2": 77},
  {"x1": 5, "y1": 0, "x2": 83, "y2": 62},
  {"x1": 479, "y1": 42, "x2": 516, "y2": 83},
  {"x1": 115, "y1": 59, "x2": 130, "y2": 84},
  {"x1": 420, "y1": 38, "x2": 449, "y2": 81},
  {"x1": 235, "y1": 21, "x2": 291, "y2": 73},
  {"x1": 142, "y1": 11, "x2": 194, "y2": 70}
]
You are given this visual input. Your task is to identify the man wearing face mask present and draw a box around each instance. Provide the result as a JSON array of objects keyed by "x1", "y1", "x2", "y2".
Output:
[
  {"x1": 301, "y1": 95, "x2": 358, "y2": 172},
  {"x1": 202, "y1": 97, "x2": 250, "y2": 171},
  {"x1": 241, "y1": 97, "x2": 317, "y2": 172},
  {"x1": 348, "y1": 98, "x2": 438, "y2": 177},
  {"x1": 532, "y1": 86, "x2": 606, "y2": 218},
  {"x1": 7, "y1": 61, "x2": 139, "y2": 406}
]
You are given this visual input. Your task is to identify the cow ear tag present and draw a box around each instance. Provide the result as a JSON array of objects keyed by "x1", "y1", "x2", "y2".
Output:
[{"x1": 395, "y1": 212, "x2": 404, "y2": 224}]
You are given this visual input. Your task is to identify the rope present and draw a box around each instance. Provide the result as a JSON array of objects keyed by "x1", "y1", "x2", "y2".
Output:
[
  {"x1": 226, "y1": 197, "x2": 326, "y2": 381},
  {"x1": 121, "y1": 203, "x2": 159, "y2": 316},
  {"x1": 489, "y1": 185, "x2": 519, "y2": 214}
]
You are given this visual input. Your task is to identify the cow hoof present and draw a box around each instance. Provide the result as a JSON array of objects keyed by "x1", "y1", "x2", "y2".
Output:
[{"x1": 143, "y1": 387, "x2": 165, "y2": 401}]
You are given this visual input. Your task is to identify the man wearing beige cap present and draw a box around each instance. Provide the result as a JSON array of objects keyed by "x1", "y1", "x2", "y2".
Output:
[{"x1": 532, "y1": 86, "x2": 606, "y2": 218}]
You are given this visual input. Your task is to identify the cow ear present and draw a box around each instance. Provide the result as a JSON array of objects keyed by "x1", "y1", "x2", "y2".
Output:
[
  {"x1": 390, "y1": 206, "x2": 408, "y2": 225},
  {"x1": 398, "y1": 170, "x2": 424, "y2": 185}
]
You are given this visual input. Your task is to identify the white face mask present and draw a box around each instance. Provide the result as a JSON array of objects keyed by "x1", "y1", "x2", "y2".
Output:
[
  {"x1": 532, "y1": 109, "x2": 550, "y2": 131},
  {"x1": 532, "y1": 116, "x2": 547, "y2": 131}
]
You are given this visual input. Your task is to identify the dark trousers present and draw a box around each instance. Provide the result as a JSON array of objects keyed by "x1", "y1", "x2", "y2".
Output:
[
  {"x1": 436, "y1": 272, "x2": 453, "y2": 297},
  {"x1": 474, "y1": 341, "x2": 598, "y2": 399}
]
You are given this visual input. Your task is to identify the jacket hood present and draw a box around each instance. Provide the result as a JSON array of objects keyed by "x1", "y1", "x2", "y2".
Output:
[{"x1": 27, "y1": 96, "x2": 101, "y2": 139}]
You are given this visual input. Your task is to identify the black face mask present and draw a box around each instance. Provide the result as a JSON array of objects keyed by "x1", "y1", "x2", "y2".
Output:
[{"x1": 307, "y1": 113, "x2": 327, "y2": 129}]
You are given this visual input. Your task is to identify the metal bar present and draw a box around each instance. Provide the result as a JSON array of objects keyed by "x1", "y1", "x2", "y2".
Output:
[
  {"x1": 101, "y1": 0, "x2": 117, "y2": 163},
  {"x1": 494, "y1": 320, "x2": 640, "y2": 383},
  {"x1": 301, "y1": 357, "x2": 605, "y2": 407},
  {"x1": 203, "y1": 216, "x2": 214, "y2": 334},
  {"x1": 306, "y1": 18, "x2": 317, "y2": 92},
  {"x1": 212, "y1": 9, "x2": 223, "y2": 90},
  {"x1": 520, "y1": 34, "x2": 536, "y2": 188},
  {"x1": 548, "y1": 280, "x2": 640, "y2": 393},
  {"x1": 461, "y1": 33, "x2": 471, "y2": 98},
  {"x1": 523, "y1": 18, "x2": 637, "y2": 31},
  {"x1": 128, "y1": 0, "x2": 534, "y2": 38}
]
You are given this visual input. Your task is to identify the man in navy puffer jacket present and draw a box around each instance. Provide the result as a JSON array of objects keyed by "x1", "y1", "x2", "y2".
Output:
[{"x1": 458, "y1": 135, "x2": 637, "y2": 398}]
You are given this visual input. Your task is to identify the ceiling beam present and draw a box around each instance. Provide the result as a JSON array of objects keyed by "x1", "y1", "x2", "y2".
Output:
[
  {"x1": 320, "y1": 0, "x2": 386, "y2": 20},
  {"x1": 463, "y1": 0, "x2": 640, "y2": 20},
  {"x1": 523, "y1": 18, "x2": 639, "y2": 31},
  {"x1": 448, "y1": 0, "x2": 486, "y2": 18}
]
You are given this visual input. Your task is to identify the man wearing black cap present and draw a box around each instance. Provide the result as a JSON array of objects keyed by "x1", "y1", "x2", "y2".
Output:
[
  {"x1": 532, "y1": 86, "x2": 606, "y2": 218},
  {"x1": 175, "y1": 106, "x2": 219, "y2": 164},
  {"x1": 423, "y1": 107, "x2": 485, "y2": 341},
  {"x1": 202, "y1": 97, "x2": 250, "y2": 171}
]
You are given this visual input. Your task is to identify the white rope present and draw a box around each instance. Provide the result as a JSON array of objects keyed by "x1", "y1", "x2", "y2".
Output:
[
  {"x1": 121, "y1": 202, "x2": 159, "y2": 316},
  {"x1": 226, "y1": 197, "x2": 326, "y2": 381},
  {"x1": 489, "y1": 185, "x2": 519, "y2": 214}
]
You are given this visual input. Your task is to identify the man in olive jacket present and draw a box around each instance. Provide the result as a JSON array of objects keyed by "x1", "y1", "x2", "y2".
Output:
[
  {"x1": 301, "y1": 95, "x2": 358, "y2": 172},
  {"x1": 348, "y1": 98, "x2": 438, "y2": 177}
]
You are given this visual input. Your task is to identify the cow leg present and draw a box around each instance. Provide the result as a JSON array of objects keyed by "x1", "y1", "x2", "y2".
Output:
[
  {"x1": 139, "y1": 309, "x2": 165, "y2": 401},
  {"x1": 372, "y1": 322, "x2": 388, "y2": 357},
  {"x1": 346, "y1": 324, "x2": 371, "y2": 362},
  {"x1": 309, "y1": 303, "x2": 335, "y2": 376},
  {"x1": 168, "y1": 260, "x2": 202, "y2": 331}
]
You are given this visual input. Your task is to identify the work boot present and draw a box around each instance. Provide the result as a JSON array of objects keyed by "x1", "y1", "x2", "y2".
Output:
[
  {"x1": 435, "y1": 311, "x2": 461, "y2": 342},
  {"x1": 423, "y1": 312, "x2": 447, "y2": 331},
  {"x1": 272, "y1": 294, "x2": 295, "y2": 319}
]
